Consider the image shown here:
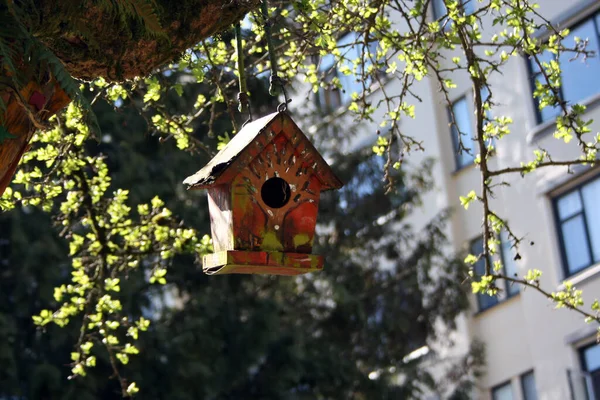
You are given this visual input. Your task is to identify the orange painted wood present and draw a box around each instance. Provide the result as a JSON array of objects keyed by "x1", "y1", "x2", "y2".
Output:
[
  {"x1": 231, "y1": 132, "x2": 321, "y2": 254},
  {"x1": 0, "y1": 80, "x2": 70, "y2": 195}
]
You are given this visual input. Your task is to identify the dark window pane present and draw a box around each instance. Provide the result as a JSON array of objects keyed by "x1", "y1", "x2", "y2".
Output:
[
  {"x1": 481, "y1": 85, "x2": 492, "y2": 119},
  {"x1": 591, "y1": 370, "x2": 600, "y2": 400},
  {"x1": 451, "y1": 97, "x2": 475, "y2": 169},
  {"x1": 529, "y1": 51, "x2": 560, "y2": 123},
  {"x1": 521, "y1": 371, "x2": 538, "y2": 400},
  {"x1": 471, "y1": 238, "x2": 485, "y2": 275},
  {"x1": 432, "y1": 0, "x2": 446, "y2": 20},
  {"x1": 481, "y1": 86, "x2": 490, "y2": 103},
  {"x1": 320, "y1": 53, "x2": 336, "y2": 72},
  {"x1": 317, "y1": 33, "x2": 378, "y2": 110},
  {"x1": 529, "y1": 51, "x2": 555, "y2": 74},
  {"x1": 492, "y1": 382, "x2": 514, "y2": 400},
  {"x1": 557, "y1": 190, "x2": 583, "y2": 220},
  {"x1": 337, "y1": 33, "x2": 363, "y2": 104},
  {"x1": 581, "y1": 177, "x2": 600, "y2": 262},
  {"x1": 317, "y1": 54, "x2": 341, "y2": 112},
  {"x1": 561, "y1": 215, "x2": 592, "y2": 273},
  {"x1": 583, "y1": 344, "x2": 600, "y2": 372},
  {"x1": 472, "y1": 238, "x2": 498, "y2": 310},
  {"x1": 533, "y1": 74, "x2": 561, "y2": 122},
  {"x1": 500, "y1": 231, "x2": 519, "y2": 296},
  {"x1": 462, "y1": 0, "x2": 476, "y2": 15},
  {"x1": 559, "y1": 19, "x2": 600, "y2": 106},
  {"x1": 582, "y1": 344, "x2": 600, "y2": 399},
  {"x1": 433, "y1": 0, "x2": 473, "y2": 29}
]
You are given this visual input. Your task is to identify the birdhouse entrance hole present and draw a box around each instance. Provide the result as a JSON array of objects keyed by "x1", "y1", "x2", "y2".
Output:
[{"x1": 261, "y1": 177, "x2": 291, "y2": 208}]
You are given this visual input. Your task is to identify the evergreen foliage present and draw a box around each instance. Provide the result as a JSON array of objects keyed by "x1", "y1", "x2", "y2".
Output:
[
  {"x1": 1, "y1": 0, "x2": 599, "y2": 396},
  {"x1": 0, "y1": 62, "x2": 479, "y2": 398}
]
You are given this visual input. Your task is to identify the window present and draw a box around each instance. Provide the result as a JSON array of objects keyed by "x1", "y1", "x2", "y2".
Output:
[
  {"x1": 338, "y1": 153, "x2": 385, "y2": 210},
  {"x1": 448, "y1": 88, "x2": 492, "y2": 170},
  {"x1": 472, "y1": 232, "x2": 519, "y2": 312},
  {"x1": 316, "y1": 33, "x2": 380, "y2": 113},
  {"x1": 317, "y1": 54, "x2": 343, "y2": 112},
  {"x1": 520, "y1": 371, "x2": 538, "y2": 400},
  {"x1": 492, "y1": 374, "x2": 537, "y2": 400},
  {"x1": 449, "y1": 96, "x2": 475, "y2": 169},
  {"x1": 553, "y1": 175, "x2": 600, "y2": 276},
  {"x1": 580, "y1": 343, "x2": 600, "y2": 399},
  {"x1": 432, "y1": 0, "x2": 476, "y2": 26},
  {"x1": 528, "y1": 12, "x2": 600, "y2": 123},
  {"x1": 492, "y1": 381, "x2": 514, "y2": 400},
  {"x1": 500, "y1": 230, "x2": 519, "y2": 297}
]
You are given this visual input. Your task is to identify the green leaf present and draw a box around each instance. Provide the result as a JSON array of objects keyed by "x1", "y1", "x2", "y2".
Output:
[
  {"x1": 459, "y1": 190, "x2": 477, "y2": 210},
  {"x1": 127, "y1": 382, "x2": 140, "y2": 395}
]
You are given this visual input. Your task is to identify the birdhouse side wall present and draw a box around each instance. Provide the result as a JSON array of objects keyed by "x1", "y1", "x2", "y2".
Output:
[
  {"x1": 230, "y1": 132, "x2": 321, "y2": 253},
  {"x1": 207, "y1": 185, "x2": 234, "y2": 251}
]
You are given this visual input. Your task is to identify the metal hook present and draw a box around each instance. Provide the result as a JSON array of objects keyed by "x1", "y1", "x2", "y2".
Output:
[
  {"x1": 277, "y1": 98, "x2": 291, "y2": 113},
  {"x1": 270, "y1": 75, "x2": 291, "y2": 113}
]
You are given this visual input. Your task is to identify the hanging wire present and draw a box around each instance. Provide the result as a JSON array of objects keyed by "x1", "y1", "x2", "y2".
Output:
[
  {"x1": 260, "y1": 0, "x2": 290, "y2": 112},
  {"x1": 235, "y1": 22, "x2": 253, "y2": 126}
]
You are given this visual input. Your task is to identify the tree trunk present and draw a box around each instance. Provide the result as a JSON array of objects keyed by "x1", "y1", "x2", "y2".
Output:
[
  {"x1": 0, "y1": 0, "x2": 260, "y2": 196},
  {"x1": 0, "y1": 80, "x2": 70, "y2": 195},
  {"x1": 35, "y1": 0, "x2": 260, "y2": 80}
]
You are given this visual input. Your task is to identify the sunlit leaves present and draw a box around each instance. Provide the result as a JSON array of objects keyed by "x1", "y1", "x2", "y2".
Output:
[
  {"x1": 127, "y1": 383, "x2": 140, "y2": 395},
  {"x1": 4, "y1": 87, "x2": 213, "y2": 394},
  {"x1": 552, "y1": 281, "x2": 584, "y2": 309},
  {"x1": 3, "y1": 0, "x2": 600, "y2": 394},
  {"x1": 372, "y1": 136, "x2": 388, "y2": 156},
  {"x1": 459, "y1": 190, "x2": 477, "y2": 210}
]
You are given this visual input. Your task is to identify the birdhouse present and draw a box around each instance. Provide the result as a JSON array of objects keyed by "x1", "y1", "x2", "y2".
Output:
[{"x1": 183, "y1": 111, "x2": 343, "y2": 276}]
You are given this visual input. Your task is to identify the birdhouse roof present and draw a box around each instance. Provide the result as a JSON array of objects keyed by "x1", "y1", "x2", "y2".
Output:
[{"x1": 183, "y1": 112, "x2": 343, "y2": 191}]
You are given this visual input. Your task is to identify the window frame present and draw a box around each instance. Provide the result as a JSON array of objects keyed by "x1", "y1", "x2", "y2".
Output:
[
  {"x1": 498, "y1": 230, "x2": 520, "y2": 298},
  {"x1": 579, "y1": 342, "x2": 600, "y2": 399},
  {"x1": 552, "y1": 174, "x2": 600, "y2": 278},
  {"x1": 471, "y1": 233, "x2": 519, "y2": 313},
  {"x1": 431, "y1": 0, "x2": 476, "y2": 27},
  {"x1": 491, "y1": 379, "x2": 514, "y2": 400},
  {"x1": 519, "y1": 370, "x2": 538, "y2": 400},
  {"x1": 448, "y1": 95, "x2": 476, "y2": 171},
  {"x1": 314, "y1": 32, "x2": 382, "y2": 114},
  {"x1": 448, "y1": 87, "x2": 494, "y2": 172},
  {"x1": 580, "y1": 342, "x2": 600, "y2": 373},
  {"x1": 526, "y1": 9, "x2": 600, "y2": 125},
  {"x1": 431, "y1": 0, "x2": 446, "y2": 21}
]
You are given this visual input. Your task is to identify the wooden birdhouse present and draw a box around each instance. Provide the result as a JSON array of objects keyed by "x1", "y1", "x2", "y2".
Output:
[{"x1": 183, "y1": 111, "x2": 343, "y2": 276}]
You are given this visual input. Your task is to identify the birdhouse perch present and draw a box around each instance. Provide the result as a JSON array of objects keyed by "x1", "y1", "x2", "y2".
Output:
[{"x1": 183, "y1": 112, "x2": 343, "y2": 275}]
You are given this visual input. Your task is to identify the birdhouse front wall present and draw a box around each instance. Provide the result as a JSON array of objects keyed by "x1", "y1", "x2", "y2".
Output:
[{"x1": 230, "y1": 131, "x2": 322, "y2": 254}]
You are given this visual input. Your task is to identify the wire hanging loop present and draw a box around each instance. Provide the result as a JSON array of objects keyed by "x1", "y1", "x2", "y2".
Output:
[
  {"x1": 272, "y1": 75, "x2": 290, "y2": 113},
  {"x1": 261, "y1": 0, "x2": 291, "y2": 113},
  {"x1": 235, "y1": 22, "x2": 253, "y2": 126}
]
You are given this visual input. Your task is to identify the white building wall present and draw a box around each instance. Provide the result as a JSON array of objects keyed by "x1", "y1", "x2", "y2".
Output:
[{"x1": 299, "y1": 0, "x2": 600, "y2": 398}]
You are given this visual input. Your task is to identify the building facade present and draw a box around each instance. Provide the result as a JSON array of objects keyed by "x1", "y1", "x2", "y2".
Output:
[{"x1": 304, "y1": 0, "x2": 600, "y2": 398}]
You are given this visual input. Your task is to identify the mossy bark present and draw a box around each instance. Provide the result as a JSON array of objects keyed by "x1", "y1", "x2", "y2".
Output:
[
  {"x1": 0, "y1": 0, "x2": 260, "y2": 195},
  {"x1": 34, "y1": 0, "x2": 260, "y2": 80}
]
